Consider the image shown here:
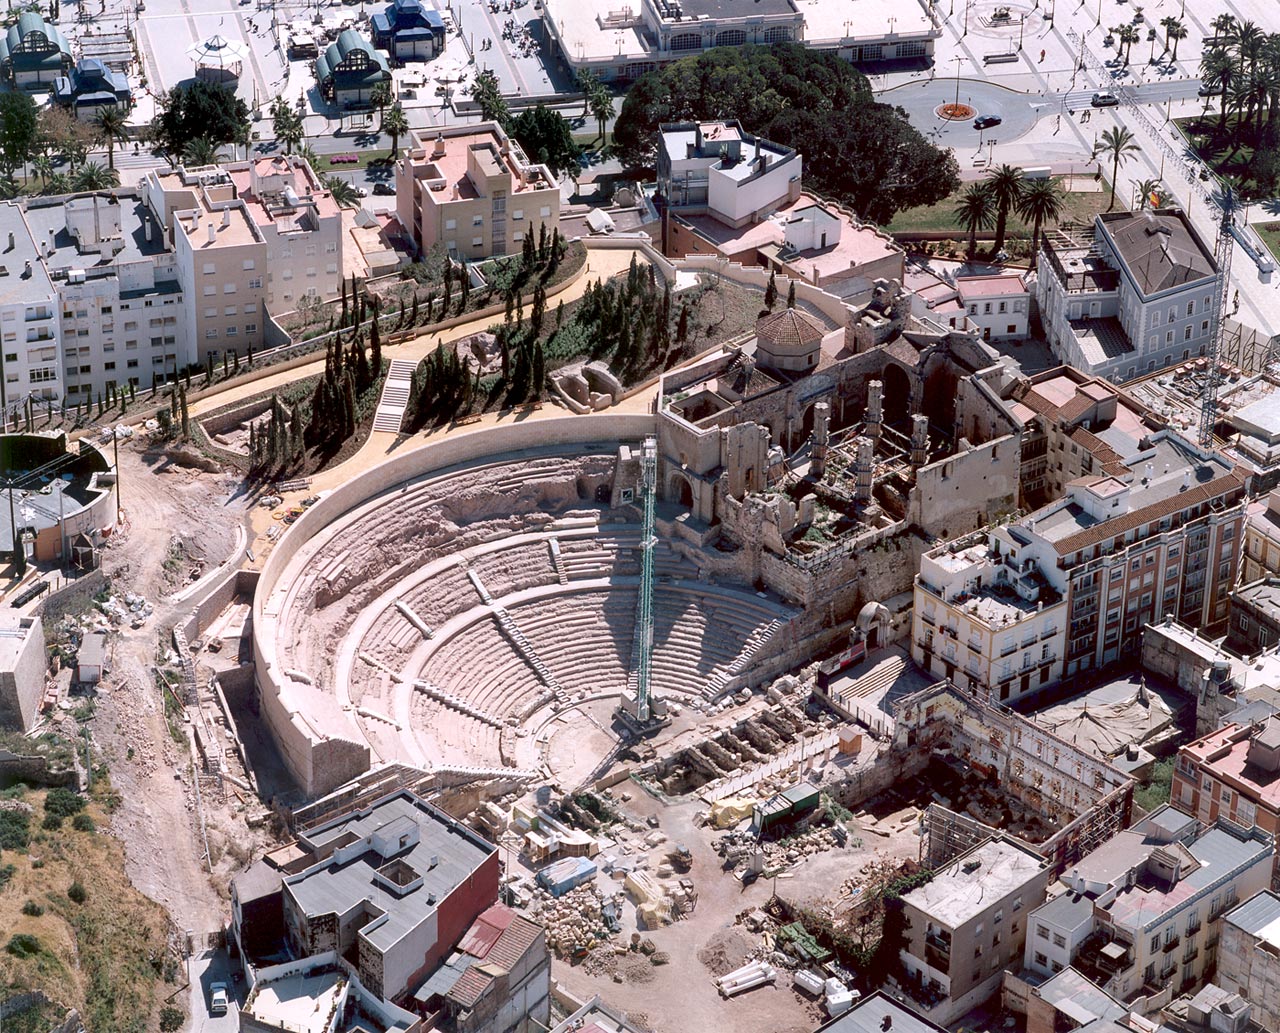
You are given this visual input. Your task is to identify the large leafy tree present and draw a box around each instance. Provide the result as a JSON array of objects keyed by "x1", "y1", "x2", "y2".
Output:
[
  {"x1": 0, "y1": 92, "x2": 38, "y2": 181},
  {"x1": 155, "y1": 81, "x2": 249, "y2": 162},
  {"x1": 613, "y1": 43, "x2": 955, "y2": 225},
  {"x1": 512, "y1": 104, "x2": 578, "y2": 177}
]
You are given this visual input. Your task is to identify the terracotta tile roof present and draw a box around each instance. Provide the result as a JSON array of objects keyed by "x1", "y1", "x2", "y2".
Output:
[
  {"x1": 447, "y1": 904, "x2": 544, "y2": 1009},
  {"x1": 1069, "y1": 427, "x2": 1128, "y2": 476},
  {"x1": 756, "y1": 308, "x2": 826, "y2": 348},
  {"x1": 448, "y1": 967, "x2": 492, "y2": 1008},
  {"x1": 1014, "y1": 386, "x2": 1060, "y2": 418},
  {"x1": 1058, "y1": 393, "x2": 1097, "y2": 425},
  {"x1": 1052, "y1": 471, "x2": 1246, "y2": 555}
]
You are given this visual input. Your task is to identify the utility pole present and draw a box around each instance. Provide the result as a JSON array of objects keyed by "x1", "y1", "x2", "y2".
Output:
[{"x1": 112, "y1": 428, "x2": 121, "y2": 521}]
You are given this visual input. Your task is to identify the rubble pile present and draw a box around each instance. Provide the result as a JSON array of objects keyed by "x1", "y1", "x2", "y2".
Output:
[
  {"x1": 530, "y1": 884, "x2": 623, "y2": 958},
  {"x1": 763, "y1": 826, "x2": 844, "y2": 867}
]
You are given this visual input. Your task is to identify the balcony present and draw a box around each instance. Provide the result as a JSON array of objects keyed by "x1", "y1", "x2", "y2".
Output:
[
  {"x1": 925, "y1": 931, "x2": 951, "y2": 955},
  {"x1": 1183, "y1": 944, "x2": 1199, "y2": 964},
  {"x1": 1162, "y1": 935, "x2": 1181, "y2": 953}
]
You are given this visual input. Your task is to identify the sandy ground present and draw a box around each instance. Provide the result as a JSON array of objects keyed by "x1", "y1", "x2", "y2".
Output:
[{"x1": 91, "y1": 442, "x2": 257, "y2": 933}]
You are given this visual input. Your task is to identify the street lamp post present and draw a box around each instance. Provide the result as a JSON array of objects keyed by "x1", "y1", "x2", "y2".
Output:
[{"x1": 953, "y1": 54, "x2": 963, "y2": 108}]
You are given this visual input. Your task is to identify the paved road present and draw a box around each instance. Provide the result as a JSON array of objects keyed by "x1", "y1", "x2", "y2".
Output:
[{"x1": 188, "y1": 947, "x2": 241, "y2": 1033}]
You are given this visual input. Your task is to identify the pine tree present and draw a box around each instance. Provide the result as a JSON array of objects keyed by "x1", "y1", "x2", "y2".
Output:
[
  {"x1": 676, "y1": 304, "x2": 689, "y2": 343},
  {"x1": 538, "y1": 222, "x2": 548, "y2": 264},
  {"x1": 765, "y1": 269, "x2": 777, "y2": 310},
  {"x1": 500, "y1": 328, "x2": 511, "y2": 381},
  {"x1": 370, "y1": 317, "x2": 382, "y2": 377},
  {"x1": 521, "y1": 232, "x2": 536, "y2": 273},
  {"x1": 532, "y1": 340, "x2": 545, "y2": 398},
  {"x1": 530, "y1": 283, "x2": 545, "y2": 340},
  {"x1": 459, "y1": 260, "x2": 471, "y2": 314},
  {"x1": 342, "y1": 369, "x2": 356, "y2": 438},
  {"x1": 555, "y1": 300, "x2": 564, "y2": 329},
  {"x1": 549, "y1": 229, "x2": 562, "y2": 274},
  {"x1": 206, "y1": 353, "x2": 214, "y2": 385},
  {"x1": 129, "y1": 382, "x2": 136, "y2": 402},
  {"x1": 247, "y1": 343, "x2": 253, "y2": 366},
  {"x1": 787, "y1": 280, "x2": 796, "y2": 309},
  {"x1": 179, "y1": 384, "x2": 190, "y2": 438},
  {"x1": 341, "y1": 276, "x2": 349, "y2": 327},
  {"x1": 184, "y1": 367, "x2": 192, "y2": 390},
  {"x1": 233, "y1": 351, "x2": 240, "y2": 374}
]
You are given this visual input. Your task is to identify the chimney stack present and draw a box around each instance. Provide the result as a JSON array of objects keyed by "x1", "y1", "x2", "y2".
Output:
[
  {"x1": 207, "y1": 222, "x2": 216, "y2": 245},
  {"x1": 6, "y1": 231, "x2": 13, "y2": 251}
]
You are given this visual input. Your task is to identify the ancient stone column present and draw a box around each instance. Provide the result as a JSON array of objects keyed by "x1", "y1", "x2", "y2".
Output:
[
  {"x1": 865, "y1": 380, "x2": 883, "y2": 442},
  {"x1": 811, "y1": 402, "x2": 831, "y2": 480},
  {"x1": 910, "y1": 413, "x2": 929, "y2": 467},
  {"x1": 854, "y1": 435, "x2": 874, "y2": 504}
]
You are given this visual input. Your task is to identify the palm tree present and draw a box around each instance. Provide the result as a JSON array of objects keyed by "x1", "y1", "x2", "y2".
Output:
[
  {"x1": 30, "y1": 154, "x2": 52, "y2": 186},
  {"x1": 382, "y1": 104, "x2": 409, "y2": 157},
  {"x1": 234, "y1": 121, "x2": 253, "y2": 162},
  {"x1": 1135, "y1": 178, "x2": 1166, "y2": 209},
  {"x1": 986, "y1": 164, "x2": 1024, "y2": 255},
  {"x1": 73, "y1": 162, "x2": 119, "y2": 191},
  {"x1": 1095, "y1": 126, "x2": 1141, "y2": 210},
  {"x1": 1015, "y1": 177, "x2": 1065, "y2": 257},
  {"x1": 1209, "y1": 12, "x2": 1239, "y2": 43},
  {"x1": 370, "y1": 82, "x2": 391, "y2": 126},
  {"x1": 43, "y1": 172, "x2": 71, "y2": 195},
  {"x1": 953, "y1": 183, "x2": 995, "y2": 258},
  {"x1": 278, "y1": 116, "x2": 304, "y2": 156},
  {"x1": 297, "y1": 143, "x2": 321, "y2": 170},
  {"x1": 1116, "y1": 23, "x2": 1141, "y2": 65},
  {"x1": 589, "y1": 85, "x2": 614, "y2": 145},
  {"x1": 1163, "y1": 17, "x2": 1188, "y2": 62},
  {"x1": 324, "y1": 175, "x2": 359, "y2": 208},
  {"x1": 183, "y1": 137, "x2": 223, "y2": 167},
  {"x1": 1200, "y1": 47, "x2": 1235, "y2": 116},
  {"x1": 94, "y1": 106, "x2": 128, "y2": 170},
  {"x1": 575, "y1": 68, "x2": 599, "y2": 119}
]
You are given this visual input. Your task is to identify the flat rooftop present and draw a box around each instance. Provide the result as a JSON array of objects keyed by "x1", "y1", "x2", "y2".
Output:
[
  {"x1": 816, "y1": 992, "x2": 948, "y2": 1033},
  {"x1": 1183, "y1": 724, "x2": 1280, "y2": 810},
  {"x1": 796, "y1": 0, "x2": 934, "y2": 43},
  {"x1": 1225, "y1": 890, "x2": 1280, "y2": 945},
  {"x1": 676, "y1": 0, "x2": 796, "y2": 16},
  {"x1": 0, "y1": 202, "x2": 53, "y2": 304},
  {"x1": 246, "y1": 969, "x2": 345, "y2": 1033},
  {"x1": 902, "y1": 837, "x2": 1046, "y2": 927},
  {"x1": 23, "y1": 194, "x2": 169, "y2": 272},
  {"x1": 175, "y1": 203, "x2": 261, "y2": 250},
  {"x1": 0, "y1": 618, "x2": 37, "y2": 669},
  {"x1": 288, "y1": 792, "x2": 495, "y2": 953}
]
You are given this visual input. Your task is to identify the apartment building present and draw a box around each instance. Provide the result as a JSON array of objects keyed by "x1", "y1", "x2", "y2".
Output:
[
  {"x1": 1037, "y1": 209, "x2": 1219, "y2": 383},
  {"x1": 896, "y1": 836, "x2": 1051, "y2": 1025},
  {"x1": 142, "y1": 166, "x2": 269, "y2": 362},
  {"x1": 1241, "y1": 490, "x2": 1280, "y2": 584},
  {"x1": 1001, "y1": 371, "x2": 1245, "y2": 676},
  {"x1": 395, "y1": 123, "x2": 560, "y2": 262},
  {"x1": 1171, "y1": 719, "x2": 1280, "y2": 880},
  {"x1": 278, "y1": 791, "x2": 499, "y2": 1003},
  {"x1": 23, "y1": 193, "x2": 184, "y2": 400},
  {"x1": 0, "y1": 202, "x2": 60, "y2": 408},
  {"x1": 658, "y1": 121, "x2": 801, "y2": 224},
  {"x1": 913, "y1": 531, "x2": 1067, "y2": 704},
  {"x1": 1023, "y1": 806, "x2": 1273, "y2": 1015},
  {"x1": 1225, "y1": 579, "x2": 1280, "y2": 655},
  {"x1": 226, "y1": 156, "x2": 345, "y2": 310},
  {"x1": 955, "y1": 273, "x2": 1029, "y2": 341},
  {"x1": 1219, "y1": 890, "x2": 1280, "y2": 1030}
]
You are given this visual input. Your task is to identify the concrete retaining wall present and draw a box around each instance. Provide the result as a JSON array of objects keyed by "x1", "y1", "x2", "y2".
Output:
[{"x1": 254, "y1": 413, "x2": 658, "y2": 799}]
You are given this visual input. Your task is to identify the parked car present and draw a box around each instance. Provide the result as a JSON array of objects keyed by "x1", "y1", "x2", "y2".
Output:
[
  {"x1": 354, "y1": 186, "x2": 368, "y2": 197},
  {"x1": 1197, "y1": 82, "x2": 1216, "y2": 96},
  {"x1": 209, "y1": 983, "x2": 229, "y2": 1016},
  {"x1": 1091, "y1": 92, "x2": 1119, "y2": 107},
  {"x1": 973, "y1": 114, "x2": 1002, "y2": 129},
  {"x1": 372, "y1": 183, "x2": 394, "y2": 195}
]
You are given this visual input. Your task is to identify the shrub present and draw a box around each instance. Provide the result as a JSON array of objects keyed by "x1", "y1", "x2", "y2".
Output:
[
  {"x1": 0, "y1": 809, "x2": 29, "y2": 849},
  {"x1": 21, "y1": 900, "x2": 43, "y2": 916},
  {"x1": 5, "y1": 933, "x2": 41, "y2": 958},
  {"x1": 45, "y1": 787, "x2": 85, "y2": 818},
  {"x1": 41, "y1": 814, "x2": 62, "y2": 831},
  {"x1": 159, "y1": 1006, "x2": 184, "y2": 1032},
  {"x1": 72, "y1": 814, "x2": 95, "y2": 832},
  {"x1": 67, "y1": 880, "x2": 86, "y2": 904}
]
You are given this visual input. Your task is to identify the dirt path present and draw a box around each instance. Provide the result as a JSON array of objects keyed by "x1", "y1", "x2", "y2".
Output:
[{"x1": 93, "y1": 445, "x2": 248, "y2": 934}]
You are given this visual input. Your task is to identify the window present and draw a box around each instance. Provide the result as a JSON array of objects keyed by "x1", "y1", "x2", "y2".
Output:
[
  {"x1": 983, "y1": 302, "x2": 992, "y2": 314},
  {"x1": 472, "y1": 215, "x2": 483, "y2": 226},
  {"x1": 994, "y1": 910, "x2": 1003, "y2": 924},
  {"x1": 1037, "y1": 924, "x2": 1049, "y2": 940},
  {"x1": 224, "y1": 306, "x2": 237, "y2": 317},
  {"x1": 245, "y1": 323, "x2": 257, "y2": 334},
  {"x1": 126, "y1": 359, "x2": 138, "y2": 369},
  {"x1": 445, "y1": 219, "x2": 456, "y2": 230},
  {"x1": 1053, "y1": 933, "x2": 1066, "y2": 948},
  {"x1": 1166, "y1": 330, "x2": 1174, "y2": 344},
  {"x1": 247, "y1": 276, "x2": 262, "y2": 290},
  {"x1": 472, "y1": 237, "x2": 483, "y2": 247},
  {"x1": 513, "y1": 209, "x2": 524, "y2": 220},
  {"x1": 325, "y1": 242, "x2": 337, "y2": 254},
  {"x1": 203, "y1": 286, "x2": 215, "y2": 297},
  {"x1": 304, "y1": 244, "x2": 316, "y2": 257},
  {"x1": 103, "y1": 361, "x2": 115, "y2": 371},
  {"x1": 306, "y1": 267, "x2": 316, "y2": 278},
  {"x1": 1035, "y1": 952, "x2": 1048, "y2": 968},
  {"x1": 1013, "y1": 897, "x2": 1023, "y2": 912},
  {"x1": 1151, "y1": 934, "x2": 1161, "y2": 952},
  {"x1": 540, "y1": 206, "x2": 551, "y2": 217},
  {"x1": 242, "y1": 259, "x2": 256, "y2": 270},
  {"x1": 1187, "y1": 301, "x2": 1195, "y2": 316},
  {"x1": 204, "y1": 308, "x2": 217, "y2": 318},
  {"x1": 1185, "y1": 325, "x2": 1193, "y2": 341},
  {"x1": 223, "y1": 283, "x2": 236, "y2": 294},
  {"x1": 513, "y1": 232, "x2": 524, "y2": 242},
  {"x1": 1202, "y1": 320, "x2": 1210, "y2": 332},
  {"x1": 998, "y1": 301, "x2": 1007, "y2": 313},
  {"x1": 203, "y1": 263, "x2": 216, "y2": 275},
  {"x1": 205, "y1": 329, "x2": 218, "y2": 339},
  {"x1": 226, "y1": 326, "x2": 237, "y2": 337}
]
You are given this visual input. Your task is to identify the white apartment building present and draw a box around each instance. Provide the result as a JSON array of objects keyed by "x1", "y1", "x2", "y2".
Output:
[
  {"x1": 1037, "y1": 209, "x2": 1219, "y2": 383},
  {"x1": 955, "y1": 273, "x2": 1029, "y2": 341},
  {"x1": 913, "y1": 531, "x2": 1067, "y2": 705},
  {"x1": 22, "y1": 193, "x2": 185, "y2": 400},
  {"x1": 226, "y1": 156, "x2": 345, "y2": 310},
  {"x1": 0, "y1": 202, "x2": 60, "y2": 409},
  {"x1": 657, "y1": 121, "x2": 801, "y2": 225},
  {"x1": 1024, "y1": 806, "x2": 1273, "y2": 1016}
]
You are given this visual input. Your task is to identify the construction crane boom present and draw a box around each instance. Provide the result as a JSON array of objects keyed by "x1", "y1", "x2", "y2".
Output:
[
  {"x1": 1199, "y1": 199, "x2": 1237, "y2": 448},
  {"x1": 634, "y1": 437, "x2": 658, "y2": 723}
]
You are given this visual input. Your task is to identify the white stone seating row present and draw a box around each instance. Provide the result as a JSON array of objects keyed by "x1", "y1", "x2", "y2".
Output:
[
  {"x1": 509, "y1": 591, "x2": 635, "y2": 698},
  {"x1": 466, "y1": 541, "x2": 558, "y2": 599}
]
